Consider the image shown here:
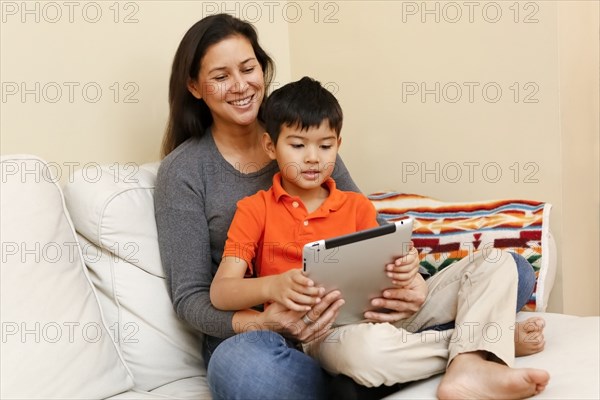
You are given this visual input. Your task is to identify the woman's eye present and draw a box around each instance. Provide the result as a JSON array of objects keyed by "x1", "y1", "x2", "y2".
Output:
[
  {"x1": 242, "y1": 66, "x2": 255, "y2": 74},
  {"x1": 213, "y1": 75, "x2": 227, "y2": 82}
]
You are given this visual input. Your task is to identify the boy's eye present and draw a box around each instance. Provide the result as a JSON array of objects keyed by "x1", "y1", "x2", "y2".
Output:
[
  {"x1": 320, "y1": 145, "x2": 333, "y2": 150},
  {"x1": 291, "y1": 144, "x2": 304, "y2": 149}
]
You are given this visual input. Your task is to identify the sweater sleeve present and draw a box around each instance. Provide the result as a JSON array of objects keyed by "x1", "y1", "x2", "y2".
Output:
[
  {"x1": 154, "y1": 158, "x2": 236, "y2": 339},
  {"x1": 331, "y1": 155, "x2": 360, "y2": 192},
  {"x1": 333, "y1": 155, "x2": 388, "y2": 226}
]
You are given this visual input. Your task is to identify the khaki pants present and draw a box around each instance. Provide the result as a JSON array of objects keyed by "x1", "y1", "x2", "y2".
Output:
[{"x1": 303, "y1": 250, "x2": 518, "y2": 387}]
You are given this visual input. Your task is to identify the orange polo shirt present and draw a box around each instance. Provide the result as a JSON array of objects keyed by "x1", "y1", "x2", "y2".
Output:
[{"x1": 223, "y1": 173, "x2": 379, "y2": 277}]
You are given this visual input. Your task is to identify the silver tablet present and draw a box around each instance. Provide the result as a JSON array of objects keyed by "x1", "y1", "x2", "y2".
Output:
[{"x1": 302, "y1": 218, "x2": 414, "y2": 326}]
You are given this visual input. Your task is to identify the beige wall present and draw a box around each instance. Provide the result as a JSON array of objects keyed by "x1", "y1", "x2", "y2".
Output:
[
  {"x1": 287, "y1": 0, "x2": 599, "y2": 316},
  {"x1": 1, "y1": 1, "x2": 598, "y2": 315},
  {"x1": 0, "y1": 1, "x2": 291, "y2": 166},
  {"x1": 557, "y1": 1, "x2": 600, "y2": 315}
]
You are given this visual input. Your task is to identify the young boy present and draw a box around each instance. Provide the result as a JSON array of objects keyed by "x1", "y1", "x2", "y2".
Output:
[
  {"x1": 210, "y1": 76, "x2": 419, "y2": 315},
  {"x1": 210, "y1": 77, "x2": 548, "y2": 397}
]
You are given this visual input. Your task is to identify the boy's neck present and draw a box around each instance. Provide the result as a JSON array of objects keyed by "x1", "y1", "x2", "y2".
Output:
[{"x1": 280, "y1": 179, "x2": 330, "y2": 214}]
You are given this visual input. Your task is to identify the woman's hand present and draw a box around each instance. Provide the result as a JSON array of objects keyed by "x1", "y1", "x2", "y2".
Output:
[
  {"x1": 365, "y1": 274, "x2": 428, "y2": 322},
  {"x1": 259, "y1": 290, "x2": 345, "y2": 343},
  {"x1": 268, "y1": 269, "x2": 324, "y2": 312},
  {"x1": 365, "y1": 244, "x2": 428, "y2": 322}
]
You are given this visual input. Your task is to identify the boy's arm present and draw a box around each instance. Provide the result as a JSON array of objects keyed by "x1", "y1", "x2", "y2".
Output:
[
  {"x1": 213, "y1": 192, "x2": 324, "y2": 312},
  {"x1": 210, "y1": 256, "x2": 323, "y2": 312},
  {"x1": 212, "y1": 194, "x2": 273, "y2": 310},
  {"x1": 210, "y1": 256, "x2": 272, "y2": 310}
]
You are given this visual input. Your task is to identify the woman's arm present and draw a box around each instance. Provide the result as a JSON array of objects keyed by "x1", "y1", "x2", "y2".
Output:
[
  {"x1": 331, "y1": 154, "x2": 361, "y2": 192},
  {"x1": 365, "y1": 250, "x2": 428, "y2": 322},
  {"x1": 333, "y1": 155, "x2": 388, "y2": 226},
  {"x1": 155, "y1": 156, "x2": 237, "y2": 339}
]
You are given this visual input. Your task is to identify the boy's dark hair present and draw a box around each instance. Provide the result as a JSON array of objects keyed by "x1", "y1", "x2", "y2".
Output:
[{"x1": 263, "y1": 76, "x2": 343, "y2": 143}]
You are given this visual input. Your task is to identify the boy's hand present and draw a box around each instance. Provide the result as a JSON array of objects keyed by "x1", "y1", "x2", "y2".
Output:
[
  {"x1": 385, "y1": 243, "x2": 420, "y2": 287},
  {"x1": 364, "y1": 242, "x2": 427, "y2": 322},
  {"x1": 268, "y1": 269, "x2": 324, "y2": 312}
]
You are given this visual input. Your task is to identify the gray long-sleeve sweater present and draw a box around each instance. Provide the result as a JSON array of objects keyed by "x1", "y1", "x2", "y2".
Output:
[{"x1": 154, "y1": 130, "x2": 361, "y2": 340}]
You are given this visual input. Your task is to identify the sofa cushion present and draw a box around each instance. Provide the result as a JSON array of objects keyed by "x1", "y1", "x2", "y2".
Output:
[
  {"x1": 387, "y1": 312, "x2": 600, "y2": 399},
  {"x1": 107, "y1": 376, "x2": 211, "y2": 399},
  {"x1": 0, "y1": 155, "x2": 134, "y2": 399},
  {"x1": 62, "y1": 161, "x2": 205, "y2": 391},
  {"x1": 369, "y1": 193, "x2": 555, "y2": 312}
]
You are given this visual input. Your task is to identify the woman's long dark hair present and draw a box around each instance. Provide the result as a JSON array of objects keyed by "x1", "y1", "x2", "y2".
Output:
[{"x1": 161, "y1": 14, "x2": 274, "y2": 157}]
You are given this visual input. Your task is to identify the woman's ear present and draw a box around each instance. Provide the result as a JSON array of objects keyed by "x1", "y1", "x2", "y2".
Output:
[
  {"x1": 187, "y1": 79, "x2": 202, "y2": 100},
  {"x1": 262, "y1": 132, "x2": 277, "y2": 160}
]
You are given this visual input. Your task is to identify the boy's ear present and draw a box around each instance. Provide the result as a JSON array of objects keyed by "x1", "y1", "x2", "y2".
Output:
[
  {"x1": 262, "y1": 132, "x2": 277, "y2": 160},
  {"x1": 187, "y1": 79, "x2": 202, "y2": 100},
  {"x1": 337, "y1": 136, "x2": 342, "y2": 149}
]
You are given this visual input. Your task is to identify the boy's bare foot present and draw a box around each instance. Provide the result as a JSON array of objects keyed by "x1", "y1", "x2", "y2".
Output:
[
  {"x1": 437, "y1": 351, "x2": 550, "y2": 400},
  {"x1": 515, "y1": 317, "x2": 546, "y2": 356}
]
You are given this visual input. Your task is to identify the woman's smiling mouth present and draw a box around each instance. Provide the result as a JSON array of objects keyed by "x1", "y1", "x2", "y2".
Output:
[{"x1": 229, "y1": 94, "x2": 254, "y2": 107}]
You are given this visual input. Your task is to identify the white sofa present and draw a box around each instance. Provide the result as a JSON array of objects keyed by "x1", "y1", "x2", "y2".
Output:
[{"x1": 1, "y1": 154, "x2": 598, "y2": 399}]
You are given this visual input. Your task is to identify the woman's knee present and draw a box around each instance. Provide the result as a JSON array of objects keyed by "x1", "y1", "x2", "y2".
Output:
[
  {"x1": 511, "y1": 252, "x2": 535, "y2": 288},
  {"x1": 510, "y1": 252, "x2": 536, "y2": 310},
  {"x1": 208, "y1": 331, "x2": 327, "y2": 400}
]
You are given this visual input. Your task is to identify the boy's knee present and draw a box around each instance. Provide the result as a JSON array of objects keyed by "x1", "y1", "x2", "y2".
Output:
[
  {"x1": 475, "y1": 250, "x2": 518, "y2": 278},
  {"x1": 325, "y1": 323, "x2": 402, "y2": 384}
]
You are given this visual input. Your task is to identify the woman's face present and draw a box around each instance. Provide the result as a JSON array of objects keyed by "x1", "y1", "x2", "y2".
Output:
[{"x1": 188, "y1": 35, "x2": 265, "y2": 130}]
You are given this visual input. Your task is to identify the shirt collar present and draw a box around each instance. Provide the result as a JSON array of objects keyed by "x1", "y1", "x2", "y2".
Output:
[{"x1": 272, "y1": 172, "x2": 346, "y2": 212}]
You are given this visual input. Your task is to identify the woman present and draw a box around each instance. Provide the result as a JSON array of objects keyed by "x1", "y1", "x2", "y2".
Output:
[
  {"x1": 154, "y1": 14, "x2": 422, "y2": 399},
  {"x1": 155, "y1": 14, "x2": 544, "y2": 400}
]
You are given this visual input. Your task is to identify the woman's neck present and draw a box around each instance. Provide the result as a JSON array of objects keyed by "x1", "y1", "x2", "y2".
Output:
[
  {"x1": 211, "y1": 121, "x2": 271, "y2": 173},
  {"x1": 211, "y1": 120, "x2": 260, "y2": 147}
]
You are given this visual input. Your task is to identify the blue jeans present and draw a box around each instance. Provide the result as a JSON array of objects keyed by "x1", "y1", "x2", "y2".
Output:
[
  {"x1": 511, "y1": 252, "x2": 537, "y2": 310},
  {"x1": 206, "y1": 252, "x2": 536, "y2": 398},
  {"x1": 207, "y1": 330, "x2": 327, "y2": 400}
]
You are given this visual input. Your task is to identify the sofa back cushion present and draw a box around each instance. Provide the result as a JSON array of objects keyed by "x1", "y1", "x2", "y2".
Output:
[
  {"x1": 0, "y1": 155, "x2": 134, "y2": 399},
  {"x1": 62, "y1": 161, "x2": 205, "y2": 391}
]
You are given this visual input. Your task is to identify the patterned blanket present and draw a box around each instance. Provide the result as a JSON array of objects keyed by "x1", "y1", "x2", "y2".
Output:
[{"x1": 368, "y1": 192, "x2": 553, "y2": 312}]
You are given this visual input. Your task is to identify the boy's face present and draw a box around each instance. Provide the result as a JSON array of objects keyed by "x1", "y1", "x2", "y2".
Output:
[{"x1": 263, "y1": 122, "x2": 341, "y2": 197}]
